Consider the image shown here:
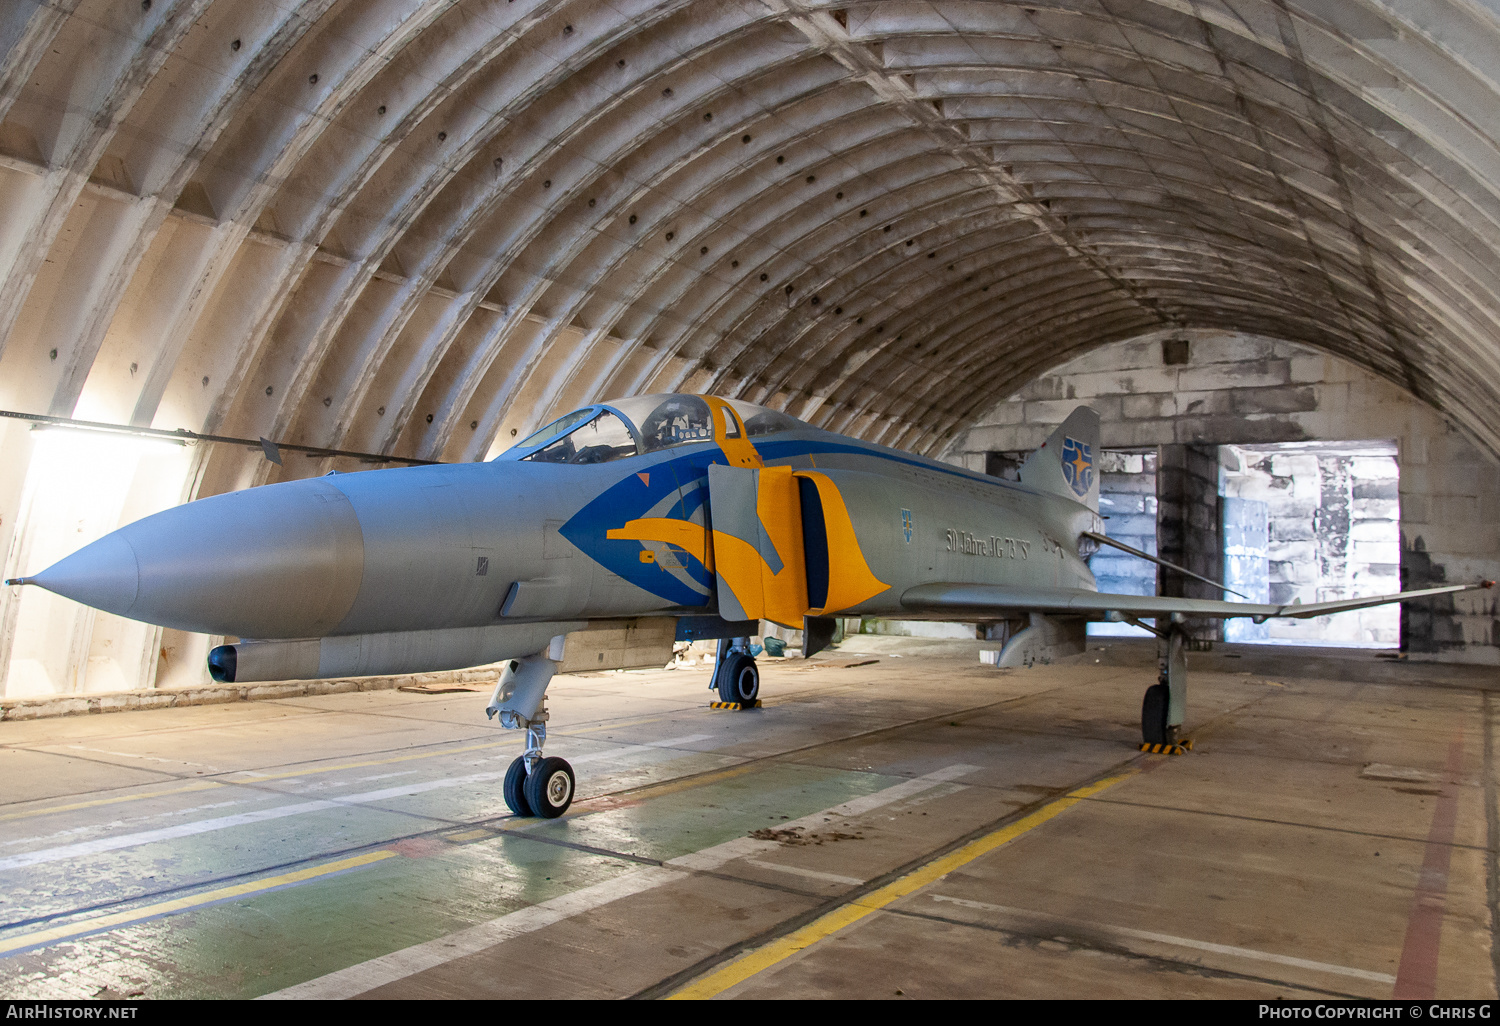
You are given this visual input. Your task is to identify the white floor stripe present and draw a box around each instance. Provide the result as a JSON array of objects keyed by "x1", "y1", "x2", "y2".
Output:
[
  {"x1": 0, "y1": 774, "x2": 506, "y2": 871},
  {"x1": 927, "y1": 895, "x2": 1396, "y2": 984},
  {"x1": 663, "y1": 764, "x2": 975, "y2": 872},
  {"x1": 743, "y1": 860, "x2": 865, "y2": 886},
  {"x1": 262, "y1": 764, "x2": 977, "y2": 999},
  {"x1": 263, "y1": 868, "x2": 683, "y2": 1000},
  {"x1": 0, "y1": 735, "x2": 720, "y2": 871}
]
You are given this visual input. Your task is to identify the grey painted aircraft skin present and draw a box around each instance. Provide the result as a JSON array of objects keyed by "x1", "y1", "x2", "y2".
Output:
[
  {"x1": 14, "y1": 395, "x2": 1102, "y2": 645},
  {"x1": 12, "y1": 393, "x2": 1488, "y2": 816}
]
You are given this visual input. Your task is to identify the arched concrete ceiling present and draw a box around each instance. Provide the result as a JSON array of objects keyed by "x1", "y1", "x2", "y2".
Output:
[{"x1": 3, "y1": 0, "x2": 1500, "y2": 487}]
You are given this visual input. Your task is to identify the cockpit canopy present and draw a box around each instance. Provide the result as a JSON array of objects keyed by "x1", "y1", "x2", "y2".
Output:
[{"x1": 498, "y1": 394, "x2": 805, "y2": 465}]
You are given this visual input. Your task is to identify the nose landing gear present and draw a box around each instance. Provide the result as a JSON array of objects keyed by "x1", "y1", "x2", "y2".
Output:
[{"x1": 489, "y1": 640, "x2": 576, "y2": 819}]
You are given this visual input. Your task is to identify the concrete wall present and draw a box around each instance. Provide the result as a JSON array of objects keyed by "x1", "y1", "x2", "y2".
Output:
[{"x1": 946, "y1": 330, "x2": 1500, "y2": 665}]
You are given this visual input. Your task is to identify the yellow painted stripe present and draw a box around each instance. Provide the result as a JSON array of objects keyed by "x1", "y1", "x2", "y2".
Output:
[
  {"x1": 0, "y1": 849, "x2": 397, "y2": 956},
  {"x1": 0, "y1": 780, "x2": 226, "y2": 823},
  {"x1": 669, "y1": 771, "x2": 1134, "y2": 999}
]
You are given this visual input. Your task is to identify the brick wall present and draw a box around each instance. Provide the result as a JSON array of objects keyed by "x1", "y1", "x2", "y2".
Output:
[{"x1": 945, "y1": 329, "x2": 1500, "y2": 665}]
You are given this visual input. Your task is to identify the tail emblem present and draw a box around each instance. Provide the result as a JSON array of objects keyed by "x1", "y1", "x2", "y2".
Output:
[
  {"x1": 1061, "y1": 437, "x2": 1094, "y2": 498},
  {"x1": 901, "y1": 509, "x2": 913, "y2": 543}
]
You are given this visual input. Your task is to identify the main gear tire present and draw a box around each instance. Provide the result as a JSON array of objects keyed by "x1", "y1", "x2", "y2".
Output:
[
  {"x1": 1141, "y1": 683, "x2": 1170, "y2": 745},
  {"x1": 503, "y1": 756, "x2": 533, "y2": 817},
  {"x1": 523, "y1": 756, "x2": 575, "y2": 818},
  {"x1": 716, "y1": 652, "x2": 759, "y2": 706}
]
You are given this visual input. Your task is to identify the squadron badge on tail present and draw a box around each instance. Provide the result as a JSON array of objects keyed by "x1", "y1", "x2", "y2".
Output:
[{"x1": 1061, "y1": 436, "x2": 1094, "y2": 498}]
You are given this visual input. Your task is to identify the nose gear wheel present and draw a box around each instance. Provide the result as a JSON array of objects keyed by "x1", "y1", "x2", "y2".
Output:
[
  {"x1": 503, "y1": 756, "x2": 532, "y2": 817},
  {"x1": 524, "y1": 757, "x2": 575, "y2": 818}
]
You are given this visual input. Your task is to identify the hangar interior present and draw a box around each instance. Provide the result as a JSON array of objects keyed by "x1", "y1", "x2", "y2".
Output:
[
  {"x1": 0, "y1": 0, "x2": 1499, "y2": 1003},
  {"x1": 954, "y1": 332, "x2": 1427, "y2": 649}
]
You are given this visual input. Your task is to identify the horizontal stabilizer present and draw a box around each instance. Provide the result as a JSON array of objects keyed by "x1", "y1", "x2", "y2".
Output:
[{"x1": 902, "y1": 581, "x2": 1494, "y2": 623}]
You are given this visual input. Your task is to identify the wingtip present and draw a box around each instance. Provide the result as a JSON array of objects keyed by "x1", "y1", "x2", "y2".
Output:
[
  {"x1": 1483, "y1": 580, "x2": 1496, "y2": 589},
  {"x1": 5, "y1": 577, "x2": 28, "y2": 586}
]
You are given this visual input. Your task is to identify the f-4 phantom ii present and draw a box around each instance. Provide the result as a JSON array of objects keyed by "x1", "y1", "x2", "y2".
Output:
[{"x1": 11, "y1": 394, "x2": 1491, "y2": 818}]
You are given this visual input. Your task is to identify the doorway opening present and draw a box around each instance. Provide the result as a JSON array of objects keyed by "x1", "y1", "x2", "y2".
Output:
[
  {"x1": 1041, "y1": 441, "x2": 1401, "y2": 648},
  {"x1": 1219, "y1": 440, "x2": 1399, "y2": 648}
]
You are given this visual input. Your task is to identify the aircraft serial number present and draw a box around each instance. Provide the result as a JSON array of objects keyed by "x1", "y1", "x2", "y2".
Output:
[{"x1": 947, "y1": 530, "x2": 1029, "y2": 559}]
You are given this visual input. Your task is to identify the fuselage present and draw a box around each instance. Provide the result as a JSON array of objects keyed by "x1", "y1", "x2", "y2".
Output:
[{"x1": 25, "y1": 394, "x2": 1102, "y2": 641}]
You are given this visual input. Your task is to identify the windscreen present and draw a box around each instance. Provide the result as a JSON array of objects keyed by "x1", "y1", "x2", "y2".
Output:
[
  {"x1": 521, "y1": 410, "x2": 638, "y2": 464},
  {"x1": 515, "y1": 408, "x2": 596, "y2": 450}
]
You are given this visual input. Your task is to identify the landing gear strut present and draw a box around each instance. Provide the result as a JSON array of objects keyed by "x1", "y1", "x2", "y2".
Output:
[
  {"x1": 488, "y1": 637, "x2": 575, "y2": 818},
  {"x1": 1141, "y1": 620, "x2": 1188, "y2": 745},
  {"x1": 711, "y1": 636, "x2": 759, "y2": 706}
]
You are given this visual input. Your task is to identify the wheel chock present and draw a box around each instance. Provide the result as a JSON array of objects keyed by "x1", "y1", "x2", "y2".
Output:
[
  {"x1": 1139, "y1": 739, "x2": 1193, "y2": 755},
  {"x1": 709, "y1": 700, "x2": 761, "y2": 710}
]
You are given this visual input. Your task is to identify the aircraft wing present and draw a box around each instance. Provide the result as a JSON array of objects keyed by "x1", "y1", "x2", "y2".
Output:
[{"x1": 900, "y1": 581, "x2": 1493, "y2": 623}]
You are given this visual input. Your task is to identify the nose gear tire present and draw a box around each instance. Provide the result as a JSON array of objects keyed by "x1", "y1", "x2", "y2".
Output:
[
  {"x1": 523, "y1": 756, "x2": 575, "y2": 818},
  {"x1": 503, "y1": 756, "x2": 533, "y2": 817}
]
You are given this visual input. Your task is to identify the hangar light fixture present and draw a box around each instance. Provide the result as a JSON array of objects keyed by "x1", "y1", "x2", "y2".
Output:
[{"x1": 0, "y1": 410, "x2": 440, "y2": 466}]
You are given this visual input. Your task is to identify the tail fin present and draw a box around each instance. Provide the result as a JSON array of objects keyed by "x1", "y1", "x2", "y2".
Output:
[{"x1": 1017, "y1": 406, "x2": 1100, "y2": 511}]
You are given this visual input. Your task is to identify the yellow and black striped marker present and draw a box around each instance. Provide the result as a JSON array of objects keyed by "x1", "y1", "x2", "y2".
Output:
[
  {"x1": 1139, "y1": 739, "x2": 1193, "y2": 755},
  {"x1": 709, "y1": 700, "x2": 761, "y2": 710}
]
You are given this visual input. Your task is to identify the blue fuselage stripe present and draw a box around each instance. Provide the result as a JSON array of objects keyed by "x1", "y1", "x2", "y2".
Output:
[{"x1": 556, "y1": 428, "x2": 1039, "y2": 609}]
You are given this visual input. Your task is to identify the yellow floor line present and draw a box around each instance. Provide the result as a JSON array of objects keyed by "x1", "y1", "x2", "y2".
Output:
[
  {"x1": 669, "y1": 771, "x2": 1135, "y2": 999},
  {"x1": 0, "y1": 850, "x2": 398, "y2": 956},
  {"x1": 0, "y1": 781, "x2": 226, "y2": 823}
]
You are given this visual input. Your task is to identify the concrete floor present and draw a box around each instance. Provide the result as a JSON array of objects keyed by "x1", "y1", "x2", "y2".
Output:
[{"x1": 0, "y1": 637, "x2": 1495, "y2": 1000}]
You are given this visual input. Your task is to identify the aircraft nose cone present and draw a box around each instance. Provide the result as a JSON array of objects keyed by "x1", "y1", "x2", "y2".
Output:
[
  {"x1": 23, "y1": 478, "x2": 366, "y2": 638},
  {"x1": 27, "y1": 532, "x2": 140, "y2": 613}
]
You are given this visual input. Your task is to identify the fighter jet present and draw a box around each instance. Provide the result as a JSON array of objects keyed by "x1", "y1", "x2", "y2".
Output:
[{"x1": 10, "y1": 394, "x2": 1490, "y2": 818}]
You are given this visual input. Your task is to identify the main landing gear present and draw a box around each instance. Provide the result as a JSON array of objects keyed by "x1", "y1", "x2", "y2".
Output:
[
  {"x1": 489, "y1": 639, "x2": 575, "y2": 819},
  {"x1": 711, "y1": 636, "x2": 759, "y2": 706},
  {"x1": 1141, "y1": 620, "x2": 1188, "y2": 747}
]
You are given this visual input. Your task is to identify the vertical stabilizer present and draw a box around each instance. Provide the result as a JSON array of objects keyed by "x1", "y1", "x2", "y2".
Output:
[{"x1": 1017, "y1": 406, "x2": 1100, "y2": 511}]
